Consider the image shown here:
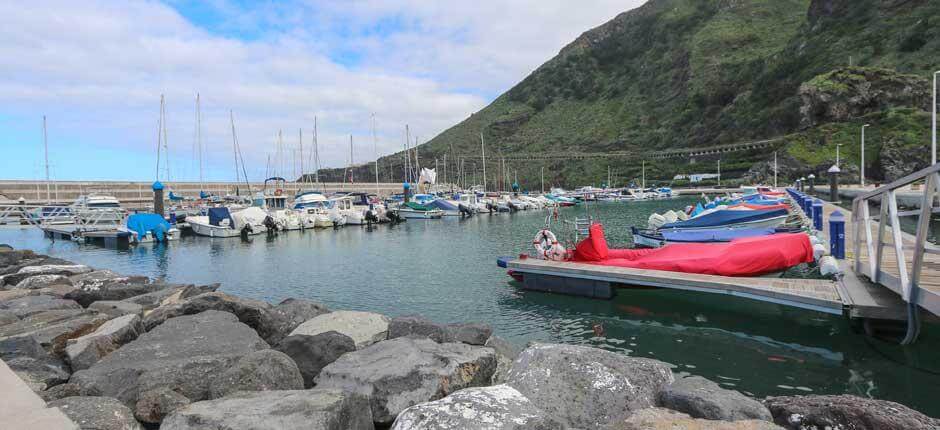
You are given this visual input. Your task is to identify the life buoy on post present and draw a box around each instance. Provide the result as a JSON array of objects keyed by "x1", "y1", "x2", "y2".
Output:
[{"x1": 533, "y1": 229, "x2": 566, "y2": 261}]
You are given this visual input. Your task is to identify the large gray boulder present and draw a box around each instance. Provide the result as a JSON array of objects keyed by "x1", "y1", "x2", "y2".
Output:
[
  {"x1": 506, "y1": 343, "x2": 674, "y2": 428},
  {"x1": 134, "y1": 386, "x2": 191, "y2": 424},
  {"x1": 0, "y1": 308, "x2": 110, "y2": 354},
  {"x1": 0, "y1": 309, "x2": 19, "y2": 326},
  {"x1": 0, "y1": 295, "x2": 81, "y2": 318},
  {"x1": 48, "y1": 396, "x2": 142, "y2": 430},
  {"x1": 764, "y1": 394, "x2": 939, "y2": 430},
  {"x1": 0, "y1": 334, "x2": 70, "y2": 391},
  {"x1": 485, "y1": 335, "x2": 519, "y2": 385},
  {"x1": 275, "y1": 331, "x2": 356, "y2": 388},
  {"x1": 267, "y1": 297, "x2": 331, "y2": 345},
  {"x1": 120, "y1": 283, "x2": 218, "y2": 310},
  {"x1": 608, "y1": 407, "x2": 783, "y2": 430},
  {"x1": 65, "y1": 313, "x2": 143, "y2": 371},
  {"x1": 39, "y1": 382, "x2": 83, "y2": 402},
  {"x1": 160, "y1": 389, "x2": 374, "y2": 430},
  {"x1": 446, "y1": 322, "x2": 493, "y2": 345},
  {"x1": 65, "y1": 276, "x2": 163, "y2": 307},
  {"x1": 316, "y1": 336, "x2": 497, "y2": 424},
  {"x1": 388, "y1": 315, "x2": 454, "y2": 343},
  {"x1": 141, "y1": 292, "x2": 280, "y2": 342},
  {"x1": 88, "y1": 300, "x2": 143, "y2": 318},
  {"x1": 12, "y1": 274, "x2": 72, "y2": 290},
  {"x1": 1, "y1": 264, "x2": 92, "y2": 286},
  {"x1": 659, "y1": 376, "x2": 772, "y2": 422},
  {"x1": 70, "y1": 310, "x2": 268, "y2": 420},
  {"x1": 290, "y1": 310, "x2": 389, "y2": 350},
  {"x1": 208, "y1": 349, "x2": 304, "y2": 398},
  {"x1": 391, "y1": 384, "x2": 562, "y2": 430}
]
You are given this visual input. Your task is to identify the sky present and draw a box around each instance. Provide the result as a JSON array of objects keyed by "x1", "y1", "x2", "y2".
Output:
[{"x1": 0, "y1": 0, "x2": 643, "y2": 182}]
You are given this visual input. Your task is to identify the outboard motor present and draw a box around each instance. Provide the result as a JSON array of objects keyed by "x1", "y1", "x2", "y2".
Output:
[
  {"x1": 387, "y1": 211, "x2": 404, "y2": 224},
  {"x1": 458, "y1": 204, "x2": 473, "y2": 217},
  {"x1": 263, "y1": 216, "x2": 278, "y2": 235}
]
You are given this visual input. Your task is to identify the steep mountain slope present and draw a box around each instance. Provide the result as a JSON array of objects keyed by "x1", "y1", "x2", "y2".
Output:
[{"x1": 320, "y1": 0, "x2": 938, "y2": 189}]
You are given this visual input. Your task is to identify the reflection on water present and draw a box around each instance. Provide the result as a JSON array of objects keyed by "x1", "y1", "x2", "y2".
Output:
[{"x1": 2, "y1": 197, "x2": 939, "y2": 416}]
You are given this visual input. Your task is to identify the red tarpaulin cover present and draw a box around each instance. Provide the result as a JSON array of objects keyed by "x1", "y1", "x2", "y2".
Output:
[
  {"x1": 572, "y1": 224, "x2": 813, "y2": 277},
  {"x1": 729, "y1": 202, "x2": 791, "y2": 211}
]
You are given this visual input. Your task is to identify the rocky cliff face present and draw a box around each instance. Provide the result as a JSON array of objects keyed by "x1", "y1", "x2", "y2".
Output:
[{"x1": 799, "y1": 67, "x2": 930, "y2": 129}]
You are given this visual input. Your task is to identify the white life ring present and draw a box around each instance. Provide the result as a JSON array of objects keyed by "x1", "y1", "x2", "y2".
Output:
[{"x1": 533, "y1": 229, "x2": 567, "y2": 261}]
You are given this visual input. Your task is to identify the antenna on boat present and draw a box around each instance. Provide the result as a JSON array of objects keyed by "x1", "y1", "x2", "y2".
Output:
[
  {"x1": 42, "y1": 115, "x2": 50, "y2": 203},
  {"x1": 480, "y1": 132, "x2": 487, "y2": 192},
  {"x1": 313, "y1": 116, "x2": 320, "y2": 189},
  {"x1": 229, "y1": 110, "x2": 251, "y2": 196},
  {"x1": 299, "y1": 128, "x2": 303, "y2": 185},
  {"x1": 405, "y1": 125, "x2": 411, "y2": 184},
  {"x1": 195, "y1": 93, "x2": 204, "y2": 193},
  {"x1": 372, "y1": 113, "x2": 379, "y2": 196},
  {"x1": 350, "y1": 134, "x2": 354, "y2": 183}
]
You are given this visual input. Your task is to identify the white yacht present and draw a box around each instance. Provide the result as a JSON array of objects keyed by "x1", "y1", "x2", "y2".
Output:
[
  {"x1": 72, "y1": 193, "x2": 125, "y2": 225},
  {"x1": 329, "y1": 195, "x2": 364, "y2": 225},
  {"x1": 293, "y1": 191, "x2": 334, "y2": 228},
  {"x1": 187, "y1": 206, "x2": 268, "y2": 237}
]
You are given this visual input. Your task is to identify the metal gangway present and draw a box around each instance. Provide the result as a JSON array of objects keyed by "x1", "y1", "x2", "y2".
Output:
[
  {"x1": 0, "y1": 203, "x2": 126, "y2": 233},
  {"x1": 851, "y1": 163, "x2": 940, "y2": 344}
]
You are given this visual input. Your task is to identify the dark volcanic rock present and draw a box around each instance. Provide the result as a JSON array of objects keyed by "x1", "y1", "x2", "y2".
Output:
[
  {"x1": 65, "y1": 277, "x2": 165, "y2": 307},
  {"x1": 316, "y1": 336, "x2": 497, "y2": 424},
  {"x1": 141, "y1": 292, "x2": 280, "y2": 341},
  {"x1": 799, "y1": 67, "x2": 930, "y2": 129},
  {"x1": 1, "y1": 264, "x2": 92, "y2": 286},
  {"x1": 0, "y1": 308, "x2": 110, "y2": 355},
  {"x1": 121, "y1": 283, "x2": 218, "y2": 310},
  {"x1": 161, "y1": 389, "x2": 374, "y2": 430},
  {"x1": 39, "y1": 382, "x2": 83, "y2": 402},
  {"x1": 70, "y1": 310, "x2": 268, "y2": 418},
  {"x1": 208, "y1": 349, "x2": 303, "y2": 399},
  {"x1": 48, "y1": 396, "x2": 142, "y2": 430},
  {"x1": 0, "y1": 295, "x2": 81, "y2": 318},
  {"x1": 275, "y1": 331, "x2": 356, "y2": 388},
  {"x1": 134, "y1": 386, "x2": 191, "y2": 424},
  {"x1": 659, "y1": 375, "x2": 772, "y2": 422},
  {"x1": 267, "y1": 297, "x2": 331, "y2": 345},
  {"x1": 391, "y1": 384, "x2": 563, "y2": 430},
  {"x1": 446, "y1": 322, "x2": 493, "y2": 345},
  {"x1": 65, "y1": 313, "x2": 143, "y2": 371},
  {"x1": 0, "y1": 309, "x2": 19, "y2": 326},
  {"x1": 12, "y1": 274, "x2": 72, "y2": 290},
  {"x1": 388, "y1": 315, "x2": 454, "y2": 343},
  {"x1": 764, "y1": 394, "x2": 938, "y2": 430},
  {"x1": 485, "y1": 335, "x2": 519, "y2": 384},
  {"x1": 506, "y1": 343, "x2": 674, "y2": 429},
  {"x1": 88, "y1": 300, "x2": 143, "y2": 318},
  {"x1": 0, "y1": 334, "x2": 70, "y2": 391}
]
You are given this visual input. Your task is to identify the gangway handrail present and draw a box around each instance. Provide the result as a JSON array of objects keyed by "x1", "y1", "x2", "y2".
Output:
[{"x1": 851, "y1": 163, "x2": 940, "y2": 344}]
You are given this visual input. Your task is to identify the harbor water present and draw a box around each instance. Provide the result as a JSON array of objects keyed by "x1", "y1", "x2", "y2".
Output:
[{"x1": 2, "y1": 196, "x2": 939, "y2": 416}]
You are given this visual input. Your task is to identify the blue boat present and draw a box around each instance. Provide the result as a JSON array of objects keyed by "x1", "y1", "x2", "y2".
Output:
[
  {"x1": 124, "y1": 213, "x2": 179, "y2": 243},
  {"x1": 631, "y1": 225, "x2": 802, "y2": 248},
  {"x1": 661, "y1": 208, "x2": 789, "y2": 231}
]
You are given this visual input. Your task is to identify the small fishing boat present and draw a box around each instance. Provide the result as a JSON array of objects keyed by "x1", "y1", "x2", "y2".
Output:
[
  {"x1": 293, "y1": 191, "x2": 334, "y2": 228},
  {"x1": 631, "y1": 226, "x2": 803, "y2": 248},
  {"x1": 393, "y1": 202, "x2": 443, "y2": 219},
  {"x1": 426, "y1": 199, "x2": 462, "y2": 216},
  {"x1": 123, "y1": 213, "x2": 179, "y2": 243},
  {"x1": 188, "y1": 207, "x2": 267, "y2": 237},
  {"x1": 330, "y1": 196, "x2": 364, "y2": 225},
  {"x1": 258, "y1": 178, "x2": 301, "y2": 231},
  {"x1": 660, "y1": 208, "x2": 789, "y2": 231}
]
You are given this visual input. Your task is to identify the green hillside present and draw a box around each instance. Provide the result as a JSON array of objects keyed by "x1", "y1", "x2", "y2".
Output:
[{"x1": 317, "y1": 0, "x2": 938, "y2": 189}]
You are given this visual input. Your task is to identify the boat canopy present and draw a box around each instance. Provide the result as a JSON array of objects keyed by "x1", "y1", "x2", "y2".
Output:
[
  {"x1": 208, "y1": 207, "x2": 234, "y2": 227},
  {"x1": 231, "y1": 207, "x2": 268, "y2": 230},
  {"x1": 663, "y1": 208, "x2": 788, "y2": 230},
  {"x1": 126, "y1": 213, "x2": 171, "y2": 241},
  {"x1": 199, "y1": 191, "x2": 211, "y2": 199},
  {"x1": 661, "y1": 227, "x2": 778, "y2": 243},
  {"x1": 573, "y1": 224, "x2": 813, "y2": 277},
  {"x1": 403, "y1": 201, "x2": 433, "y2": 211},
  {"x1": 168, "y1": 192, "x2": 185, "y2": 201},
  {"x1": 427, "y1": 199, "x2": 458, "y2": 211}
]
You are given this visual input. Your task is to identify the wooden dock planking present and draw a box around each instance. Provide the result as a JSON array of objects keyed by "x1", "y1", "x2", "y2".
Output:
[{"x1": 508, "y1": 258, "x2": 845, "y2": 314}]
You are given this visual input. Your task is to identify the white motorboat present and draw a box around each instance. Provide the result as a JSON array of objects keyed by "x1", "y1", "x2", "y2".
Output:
[
  {"x1": 293, "y1": 191, "x2": 334, "y2": 228},
  {"x1": 392, "y1": 201, "x2": 443, "y2": 219},
  {"x1": 72, "y1": 193, "x2": 125, "y2": 226},
  {"x1": 188, "y1": 206, "x2": 268, "y2": 237},
  {"x1": 330, "y1": 196, "x2": 364, "y2": 225}
]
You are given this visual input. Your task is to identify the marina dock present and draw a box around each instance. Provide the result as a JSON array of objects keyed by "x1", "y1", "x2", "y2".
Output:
[{"x1": 41, "y1": 224, "x2": 131, "y2": 248}]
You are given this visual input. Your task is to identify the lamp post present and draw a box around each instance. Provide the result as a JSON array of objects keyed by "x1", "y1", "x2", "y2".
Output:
[
  {"x1": 799, "y1": 176, "x2": 806, "y2": 192},
  {"x1": 861, "y1": 124, "x2": 870, "y2": 187},
  {"x1": 836, "y1": 143, "x2": 843, "y2": 167},
  {"x1": 808, "y1": 173, "x2": 815, "y2": 193}
]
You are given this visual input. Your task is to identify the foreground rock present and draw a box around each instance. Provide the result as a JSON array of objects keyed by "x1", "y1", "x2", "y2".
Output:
[
  {"x1": 65, "y1": 313, "x2": 143, "y2": 371},
  {"x1": 0, "y1": 309, "x2": 19, "y2": 326},
  {"x1": 1, "y1": 264, "x2": 92, "y2": 286},
  {"x1": 391, "y1": 384, "x2": 562, "y2": 430},
  {"x1": 267, "y1": 297, "x2": 331, "y2": 345},
  {"x1": 0, "y1": 334, "x2": 70, "y2": 391},
  {"x1": 0, "y1": 295, "x2": 81, "y2": 318},
  {"x1": 764, "y1": 394, "x2": 938, "y2": 430},
  {"x1": 208, "y1": 349, "x2": 304, "y2": 398},
  {"x1": 48, "y1": 396, "x2": 142, "y2": 430},
  {"x1": 120, "y1": 283, "x2": 218, "y2": 310},
  {"x1": 161, "y1": 389, "x2": 374, "y2": 430},
  {"x1": 290, "y1": 310, "x2": 389, "y2": 349},
  {"x1": 65, "y1": 275, "x2": 162, "y2": 307},
  {"x1": 506, "y1": 343, "x2": 674, "y2": 428},
  {"x1": 88, "y1": 300, "x2": 143, "y2": 318},
  {"x1": 446, "y1": 322, "x2": 492, "y2": 345},
  {"x1": 316, "y1": 336, "x2": 496, "y2": 424},
  {"x1": 39, "y1": 382, "x2": 82, "y2": 402},
  {"x1": 659, "y1": 376, "x2": 772, "y2": 422},
  {"x1": 388, "y1": 315, "x2": 454, "y2": 343},
  {"x1": 609, "y1": 408, "x2": 782, "y2": 430},
  {"x1": 70, "y1": 310, "x2": 268, "y2": 422},
  {"x1": 11, "y1": 274, "x2": 72, "y2": 290},
  {"x1": 0, "y1": 308, "x2": 109, "y2": 354},
  {"x1": 485, "y1": 335, "x2": 519, "y2": 384},
  {"x1": 141, "y1": 292, "x2": 281, "y2": 341},
  {"x1": 275, "y1": 331, "x2": 356, "y2": 388}
]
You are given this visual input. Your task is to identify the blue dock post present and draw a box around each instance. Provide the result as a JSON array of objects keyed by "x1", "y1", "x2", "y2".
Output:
[
  {"x1": 803, "y1": 196, "x2": 813, "y2": 217},
  {"x1": 812, "y1": 199, "x2": 823, "y2": 230},
  {"x1": 829, "y1": 211, "x2": 845, "y2": 259}
]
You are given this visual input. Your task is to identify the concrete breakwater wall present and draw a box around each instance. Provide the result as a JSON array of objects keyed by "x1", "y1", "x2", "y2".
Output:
[{"x1": 0, "y1": 247, "x2": 936, "y2": 429}]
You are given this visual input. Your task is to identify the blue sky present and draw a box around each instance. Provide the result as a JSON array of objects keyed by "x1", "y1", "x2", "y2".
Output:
[{"x1": 0, "y1": 0, "x2": 640, "y2": 181}]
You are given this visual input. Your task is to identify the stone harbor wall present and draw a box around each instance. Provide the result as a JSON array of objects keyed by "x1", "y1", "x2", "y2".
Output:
[{"x1": 0, "y1": 245, "x2": 936, "y2": 430}]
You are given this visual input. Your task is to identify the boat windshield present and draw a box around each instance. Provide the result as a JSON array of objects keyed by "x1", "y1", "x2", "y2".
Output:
[{"x1": 88, "y1": 202, "x2": 121, "y2": 208}]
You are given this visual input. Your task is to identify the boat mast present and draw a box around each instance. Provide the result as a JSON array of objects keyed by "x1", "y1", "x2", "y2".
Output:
[
  {"x1": 641, "y1": 160, "x2": 646, "y2": 190},
  {"x1": 314, "y1": 116, "x2": 320, "y2": 188},
  {"x1": 230, "y1": 110, "x2": 240, "y2": 195},
  {"x1": 196, "y1": 93, "x2": 203, "y2": 192},
  {"x1": 156, "y1": 95, "x2": 164, "y2": 182},
  {"x1": 350, "y1": 134, "x2": 354, "y2": 183},
  {"x1": 162, "y1": 96, "x2": 170, "y2": 184},
  {"x1": 372, "y1": 113, "x2": 379, "y2": 196},
  {"x1": 405, "y1": 125, "x2": 411, "y2": 184},
  {"x1": 42, "y1": 115, "x2": 50, "y2": 203},
  {"x1": 299, "y1": 128, "x2": 303, "y2": 184},
  {"x1": 230, "y1": 111, "x2": 252, "y2": 195},
  {"x1": 480, "y1": 132, "x2": 487, "y2": 192},
  {"x1": 540, "y1": 166, "x2": 544, "y2": 194}
]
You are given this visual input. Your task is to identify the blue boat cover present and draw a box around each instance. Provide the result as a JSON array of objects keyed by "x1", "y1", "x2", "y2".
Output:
[
  {"x1": 662, "y1": 227, "x2": 777, "y2": 243},
  {"x1": 427, "y1": 199, "x2": 458, "y2": 211},
  {"x1": 208, "y1": 207, "x2": 234, "y2": 227},
  {"x1": 690, "y1": 203, "x2": 705, "y2": 217},
  {"x1": 168, "y1": 192, "x2": 184, "y2": 201},
  {"x1": 199, "y1": 191, "x2": 211, "y2": 199},
  {"x1": 126, "y1": 213, "x2": 170, "y2": 241},
  {"x1": 662, "y1": 208, "x2": 788, "y2": 230}
]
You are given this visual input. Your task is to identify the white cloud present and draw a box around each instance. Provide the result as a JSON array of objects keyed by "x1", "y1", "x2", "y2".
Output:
[{"x1": 0, "y1": 0, "x2": 642, "y2": 180}]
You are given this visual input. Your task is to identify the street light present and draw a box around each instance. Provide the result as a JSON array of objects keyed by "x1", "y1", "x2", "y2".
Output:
[
  {"x1": 861, "y1": 124, "x2": 870, "y2": 187},
  {"x1": 933, "y1": 70, "x2": 939, "y2": 165},
  {"x1": 836, "y1": 143, "x2": 843, "y2": 167}
]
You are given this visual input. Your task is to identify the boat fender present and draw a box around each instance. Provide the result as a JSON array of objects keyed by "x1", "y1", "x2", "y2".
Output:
[
  {"x1": 809, "y1": 235, "x2": 822, "y2": 246},
  {"x1": 663, "y1": 210, "x2": 679, "y2": 224},
  {"x1": 812, "y1": 243, "x2": 827, "y2": 261},
  {"x1": 533, "y1": 229, "x2": 566, "y2": 261},
  {"x1": 676, "y1": 211, "x2": 689, "y2": 221},
  {"x1": 819, "y1": 256, "x2": 842, "y2": 276},
  {"x1": 648, "y1": 213, "x2": 666, "y2": 229}
]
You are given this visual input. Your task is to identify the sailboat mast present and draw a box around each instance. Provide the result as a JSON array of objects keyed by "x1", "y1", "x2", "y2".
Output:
[
  {"x1": 162, "y1": 96, "x2": 170, "y2": 183},
  {"x1": 350, "y1": 135, "x2": 354, "y2": 183},
  {"x1": 480, "y1": 132, "x2": 487, "y2": 192},
  {"x1": 156, "y1": 95, "x2": 164, "y2": 181},
  {"x1": 314, "y1": 117, "x2": 320, "y2": 187},
  {"x1": 43, "y1": 115, "x2": 50, "y2": 202},
  {"x1": 230, "y1": 110, "x2": 239, "y2": 195},
  {"x1": 372, "y1": 113, "x2": 379, "y2": 195},
  {"x1": 197, "y1": 93, "x2": 203, "y2": 190},
  {"x1": 299, "y1": 129, "x2": 303, "y2": 184},
  {"x1": 405, "y1": 125, "x2": 411, "y2": 184}
]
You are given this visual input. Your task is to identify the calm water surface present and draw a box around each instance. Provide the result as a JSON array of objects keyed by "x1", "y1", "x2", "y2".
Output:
[{"x1": 2, "y1": 197, "x2": 939, "y2": 416}]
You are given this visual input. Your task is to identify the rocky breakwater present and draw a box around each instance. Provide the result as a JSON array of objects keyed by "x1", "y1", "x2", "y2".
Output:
[{"x1": 0, "y1": 246, "x2": 937, "y2": 430}]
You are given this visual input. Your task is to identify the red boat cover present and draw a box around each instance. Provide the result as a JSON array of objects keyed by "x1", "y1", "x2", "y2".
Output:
[
  {"x1": 572, "y1": 224, "x2": 813, "y2": 276},
  {"x1": 729, "y1": 202, "x2": 791, "y2": 211}
]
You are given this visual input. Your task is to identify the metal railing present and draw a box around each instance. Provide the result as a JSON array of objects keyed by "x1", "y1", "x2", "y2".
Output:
[
  {"x1": 851, "y1": 163, "x2": 940, "y2": 344},
  {"x1": 0, "y1": 204, "x2": 126, "y2": 231}
]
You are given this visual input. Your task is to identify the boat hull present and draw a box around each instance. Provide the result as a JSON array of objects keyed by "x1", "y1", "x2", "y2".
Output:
[{"x1": 394, "y1": 208, "x2": 443, "y2": 219}]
